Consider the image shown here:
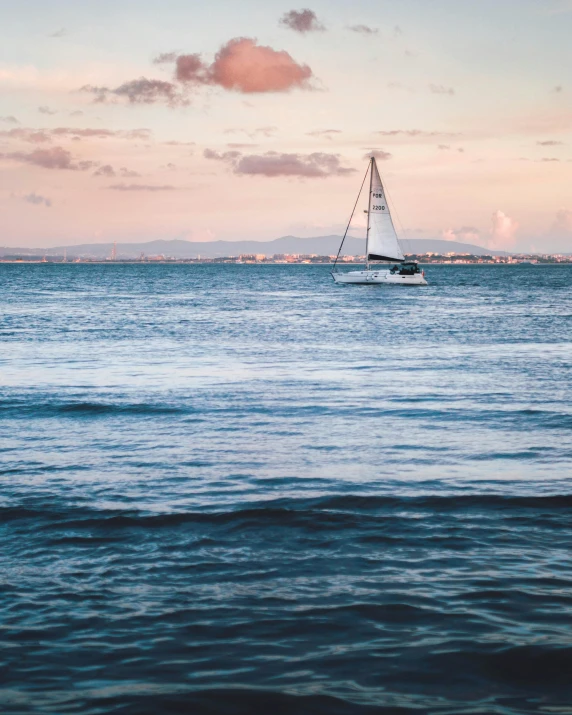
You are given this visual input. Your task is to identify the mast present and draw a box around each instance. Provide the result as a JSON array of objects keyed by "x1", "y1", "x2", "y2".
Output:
[{"x1": 365, "y1": 157, "x2": 374, "y2": 271}]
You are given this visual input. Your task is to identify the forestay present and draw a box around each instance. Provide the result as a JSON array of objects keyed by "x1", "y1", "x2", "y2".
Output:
[{"x1": 367, "y1": 159, "x2": 404, "y2": 262}]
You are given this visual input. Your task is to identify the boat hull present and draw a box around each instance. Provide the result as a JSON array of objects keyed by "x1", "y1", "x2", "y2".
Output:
[{"x1": 332, "y1": 270, "x2": 427, "y2": 285}]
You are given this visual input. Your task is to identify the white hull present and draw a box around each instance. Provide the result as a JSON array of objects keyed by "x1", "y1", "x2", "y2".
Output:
[{"x1": 332, "y1": 269, "x2": 427, "y2": 285}]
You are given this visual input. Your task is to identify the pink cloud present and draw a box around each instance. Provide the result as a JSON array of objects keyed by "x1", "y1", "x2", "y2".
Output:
[
  {"x1": 94, "y1": 164, "x2": 116, "y2": 177},
  {"x1": 81, "y1": 78, "x2": 188, "y2": 107},
  {"x1": 119, "y1": 167, "x2": 141, "y2": 177},
  {"x1": 175, "y1": 38, "x2": 313, "y2": 93},
  {"x1": 205, "y1": 148, "x2": 354, "y2": 178},
  {"x1": 175, "y1": 53, "x2": 205, "y2": 83},
  {"x1": 1, "y1": 126, "x2": 151, "y2": 143},
  {"x1": 0, "y1": 128, "x2": 51, "y2": 143},
  {"x1": 226, "y1": 142, "x2": 258, "y2": 149},
  {"x1": 279, "y1": 9, "x2": 325, "y2": 33},
  {"x1": 54, "y1": 127, "x2": 151, "y2": 139},
  {"x1": 307, "y1": 129, "x2": 342, "y2": 139},
  {"x1": 429, "y1": 84, "x2": 456, "y2": 96},
  {"x1": 0, "y1": 146, "x2": 96, "y2": 170},
  {"x1": 203, "y1": 148, "x2": 241, "y2": 162},
  {"x1": 22, "y1": 192, "x2": 52, "y2": 207},
  {"x1": 213, "y1": 39, "x2": 312, "y2": 92},
  {"x1": 94, "y1": 39, "x2": 313, "y2": 106},
  {"x1": 376, "y1": 129, "x2": 461, "y2": 139},
  {"x1": 153, "y1": 52, "x2": 178, "y2": 65},
  {"x1": 107, "y1": 184, "x2": 176, "y2": 191},
  {"x1": 93, "y1": 164, "x2": 141, "y2": 178},
  {"x1": 225, "y1": 126, "x2": 278, "y2": 138},
  {"x1": 363, "y1": 149, "x2": 392, "y2": 160},
  {"x1": 348, "y1": 24, "x2": 378, "y2": 34},
  {"x1": 236, "y1": 152, "x2": 352, "y2": 177}
]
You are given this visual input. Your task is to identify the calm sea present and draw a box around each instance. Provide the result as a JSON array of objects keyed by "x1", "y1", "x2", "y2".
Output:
[{"x1": 1, "y1": 264, "x2": 572, "y2": 714}]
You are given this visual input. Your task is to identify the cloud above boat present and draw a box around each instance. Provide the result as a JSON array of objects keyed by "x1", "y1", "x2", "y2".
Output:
[
  {"x1": 22, "y1": 192, "x2": 52, "y2": 207},
  {"x1": 224, "y1": 126, "x2": 278, "y2": 138},
  {"x1": 279, "y1": 9, "x2": 325, "y2": 33},
  {"x1": 0, "y1": 128, "x2": 51, "y2": 144},
  {"x1": 429, "y1": 84, "x2": 456, "y2": 96},
  {"x1": 0, "y1": 146, "x2": 96, "y2": 170},
  {"x1": 93, "y1": 165, "x2": 141, "y2": 178},
  {"x1": 153, "y1": 52, "x2": 178, "y2": 65},
  {"x1": 376, "y1": 129, "x2": 461, "y2": 138},
  {"x1": 0, "y1": 127, "x2": 151, "y2": 143},
  {"x1": 80, "y1": 78, "x2": 188, "y2": 107},
  {"x1": 348, "y1": 24, "x2": 378, "y2": 34},
  {"x1": 82, "y1": 38, "x2": 314, "y2": 106},
  {"x1": 306, "y1": 129, "x2": 342, "y2": 139},
  {"x1": 107, "y1": 183, "x2": 177, "y2": 191},
  {"x1": 363, "y1": 149, "x2": 392, "y2": 160},
  {"x1": 204, "y1": 148, "x2": 355, "y2": 177},
  {"x1": 173, "y1": 38, "x2": 314, "y2": 93}
]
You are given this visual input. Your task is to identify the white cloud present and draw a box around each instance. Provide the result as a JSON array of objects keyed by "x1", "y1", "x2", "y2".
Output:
[
  {"x1": 442, "y1": 226, "x2": 481, "y2": 244},
  {"x1": 551, "y1": 208, "x2": 572, "y2": 234},
  {"x1": 489, "y1": 210, "x2": 519, "y2": 250}
]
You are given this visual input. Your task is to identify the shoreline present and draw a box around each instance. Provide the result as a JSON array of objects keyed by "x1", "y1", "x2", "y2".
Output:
[{"x1": 1, "y1": 260, "x2": 571, "y2": 266}]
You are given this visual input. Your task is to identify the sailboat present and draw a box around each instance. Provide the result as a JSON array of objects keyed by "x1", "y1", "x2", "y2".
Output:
[{"x1": 332, "y1": 157, "x2": 427, "y2": 285}]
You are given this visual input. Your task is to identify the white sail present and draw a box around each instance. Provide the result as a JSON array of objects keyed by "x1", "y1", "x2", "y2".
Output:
[{"x1": 367, "y1": 159, "x2": 404, "y2": 262}]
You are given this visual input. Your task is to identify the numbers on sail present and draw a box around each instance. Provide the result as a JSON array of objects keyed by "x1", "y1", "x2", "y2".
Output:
[{"x1": 372, "y1": 205, "x2": 386, "y2": 211}]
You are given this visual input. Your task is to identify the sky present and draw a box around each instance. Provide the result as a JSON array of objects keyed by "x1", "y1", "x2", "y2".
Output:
[{"x1": 1, "y1": 0, "x2": 571, "y2": 252}]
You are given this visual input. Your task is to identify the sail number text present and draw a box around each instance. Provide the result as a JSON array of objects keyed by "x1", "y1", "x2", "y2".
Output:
[{"x1": 372, "y1": 192, "x2": 385, "y2": 210}]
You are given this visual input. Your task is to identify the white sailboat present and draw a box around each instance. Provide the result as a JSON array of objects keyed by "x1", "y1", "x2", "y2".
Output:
[{"x1": 332, "y1": 157, "x2": 427, "y2": 285}]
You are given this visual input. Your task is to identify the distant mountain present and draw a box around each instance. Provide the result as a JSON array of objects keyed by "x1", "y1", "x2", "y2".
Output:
[{"x1": 0, "y1": 236, "x2": 507, "y2": 258}]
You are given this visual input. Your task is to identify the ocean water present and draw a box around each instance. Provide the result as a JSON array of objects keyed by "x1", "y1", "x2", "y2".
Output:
[{"x1": 1, "y1": 263, "x2": 572, "y2": 715}]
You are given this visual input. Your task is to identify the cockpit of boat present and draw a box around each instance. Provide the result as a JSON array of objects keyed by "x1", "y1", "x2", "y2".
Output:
[{"x1": 390, "y1": 262, "x2": 421, "y2": 276}]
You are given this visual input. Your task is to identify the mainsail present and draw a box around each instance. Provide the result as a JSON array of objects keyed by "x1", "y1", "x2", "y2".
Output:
[{"x1": 366, "y1": 159, "x2": 404, "y2": 262}]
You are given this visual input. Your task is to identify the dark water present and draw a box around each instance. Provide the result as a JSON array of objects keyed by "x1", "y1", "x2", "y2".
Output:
[{"x1": 1, "y1": 264, "x2": 572, "y2": 714}]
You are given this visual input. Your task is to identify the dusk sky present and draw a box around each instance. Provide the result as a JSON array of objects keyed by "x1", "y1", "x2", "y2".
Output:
[{"x1": 1, "y1": 0, "x2": 571, "y2": 251}]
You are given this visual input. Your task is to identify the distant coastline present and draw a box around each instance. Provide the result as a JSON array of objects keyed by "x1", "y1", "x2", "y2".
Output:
[
  {"x1": 2, "y1": 254, "x2": 571, "y2": 265},
  {"x1": 1, "y1": 235, "x2": 571, "y2": 264}
]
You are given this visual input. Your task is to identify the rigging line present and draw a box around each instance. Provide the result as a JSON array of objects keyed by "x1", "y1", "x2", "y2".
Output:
[
  {"x1": 331, "y1": 161, "x2": 370, "y2": 272},
  {"x1": 382, "y1": 180, "x2": 412, "y2": 257}
]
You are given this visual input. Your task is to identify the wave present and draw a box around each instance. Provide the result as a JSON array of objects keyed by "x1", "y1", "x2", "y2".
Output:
[
  {"x1": 30, "y1": 689, "x2": 417, "y2": 715},
  {"x1": 2, "y1": 493, "x2": 571, "y2": 529},
  {"x1": 0, "y1": 398, "x2": 188, "y2": 417},
  {"x1": 1, "y1": 396, "x2": 571, "y2": 432}
]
